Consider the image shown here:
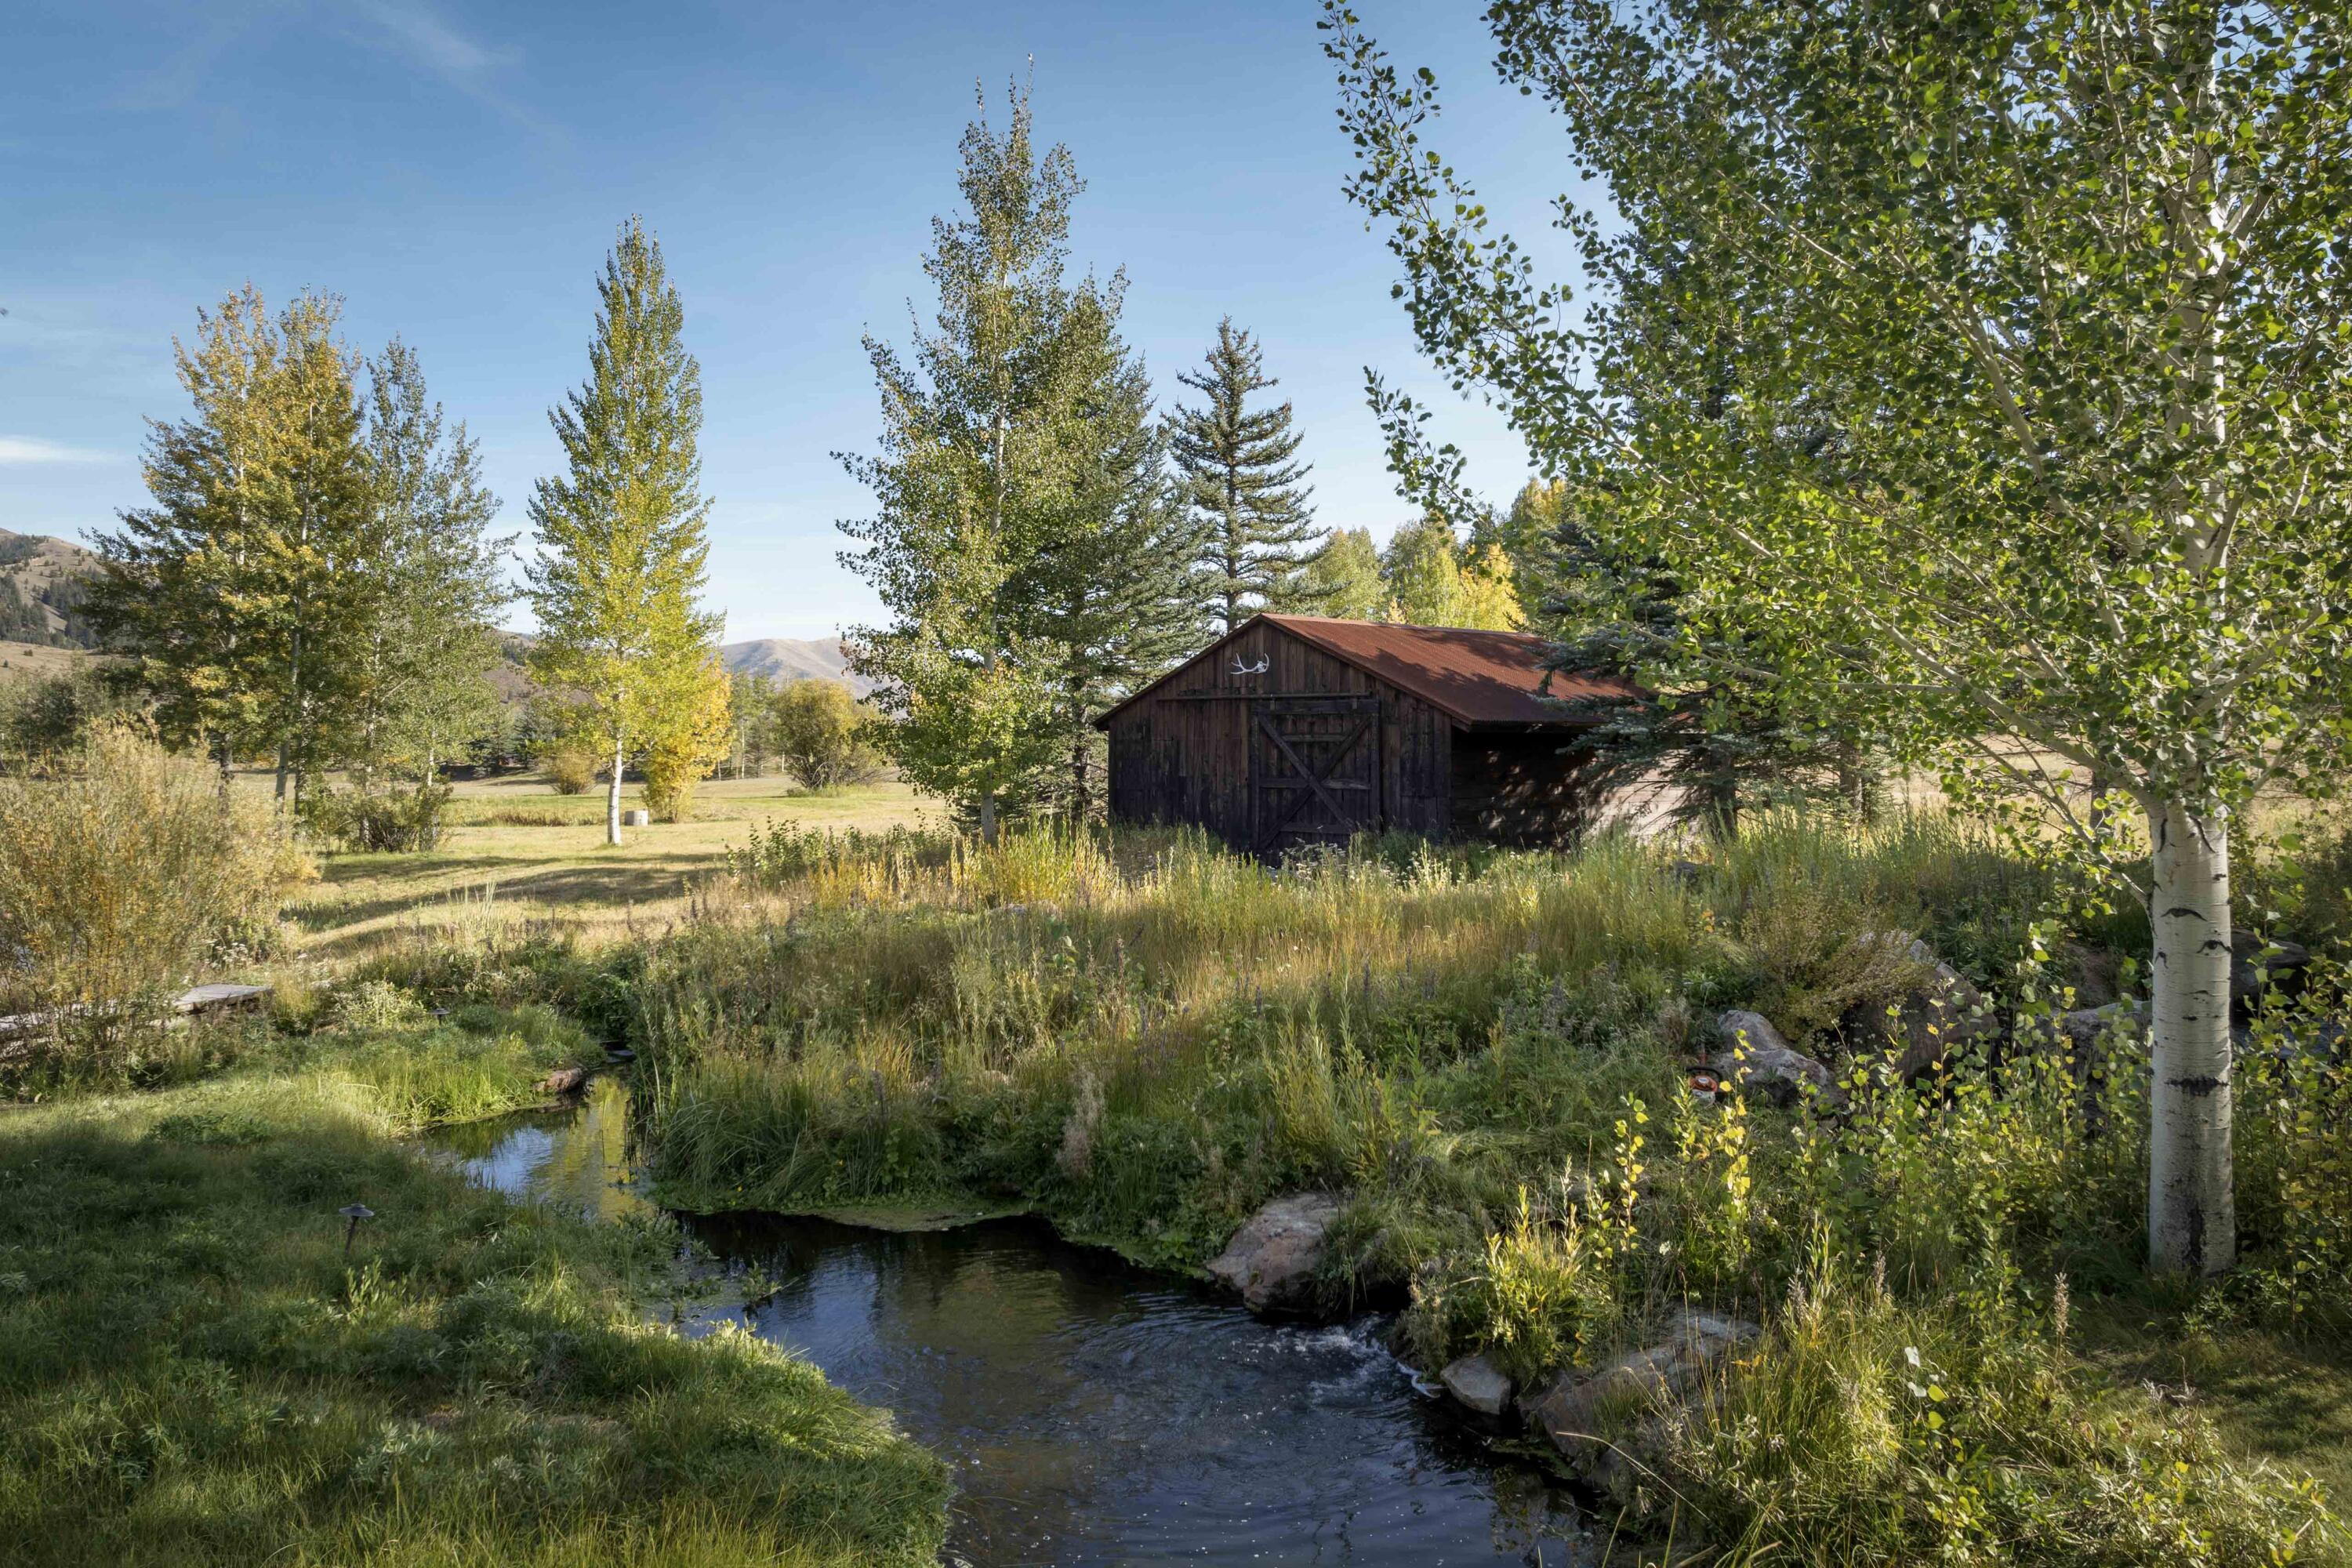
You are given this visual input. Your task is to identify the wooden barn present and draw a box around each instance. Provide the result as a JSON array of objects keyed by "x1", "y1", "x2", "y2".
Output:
[{"x1": 1095, "y1": 614, "x2": 1653, "y2": 855}]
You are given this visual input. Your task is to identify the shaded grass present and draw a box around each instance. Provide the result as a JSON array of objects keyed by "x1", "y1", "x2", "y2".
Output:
[{"x1": 0, "y1": 1047, "x2": 949, "y2": 1566}]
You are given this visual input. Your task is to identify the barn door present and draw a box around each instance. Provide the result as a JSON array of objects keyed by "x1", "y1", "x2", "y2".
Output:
[{"x1": 1249, "y1": 695, "x2": 1383, "y2": 855}]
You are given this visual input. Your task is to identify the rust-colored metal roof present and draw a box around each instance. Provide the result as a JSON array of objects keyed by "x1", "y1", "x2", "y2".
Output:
[{"x1": 1096, "y1": 614, "x2": 1642, "y2": 728}]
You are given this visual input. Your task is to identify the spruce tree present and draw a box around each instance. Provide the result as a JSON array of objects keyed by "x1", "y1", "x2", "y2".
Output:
[
  {"x1": 1167, "y1": 318, "x2": 1319, "y2": 630},
  {"x1": 350, "y1": 339, "x2": 510, "y2": 786},
  {"x1": 1545, "y1": 513, "x2": 1849, "y2": 835},
  {"x1": 1012, "y1": 291, "x2": 1203, "y2": 815},
  {"x1": 844, "y1": 83, "x2": 1195, "y2": 834},
  {"x1": 527, "y1": 217, "x2": 724, "y2": 846}
]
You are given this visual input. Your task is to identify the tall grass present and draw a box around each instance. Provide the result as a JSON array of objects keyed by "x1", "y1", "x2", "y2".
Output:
[
  {"x1": 630, "y1": 811, "x2": 2347, "y2": 1563},
  {"x1": 0, "y1": 724, "x2": 312, "y2": 1081}
]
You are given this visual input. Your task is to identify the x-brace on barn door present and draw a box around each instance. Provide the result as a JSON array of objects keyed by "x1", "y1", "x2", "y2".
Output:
[{"x1": 1249, "y1": 695, "x2": 1383, "y2": 855}]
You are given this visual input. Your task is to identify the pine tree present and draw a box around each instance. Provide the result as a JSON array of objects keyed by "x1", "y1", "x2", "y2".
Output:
[
  {"x1": 844, "y1": 82, "x2": 1192, "y2": 835},
  {"x1": 1167, "y1": 318, "x2": 1319, "y2": 630},
  {"x1": 526, "y1": 218, "x2": 724, "y2": 847},
  {"x1": 349, "y1": 339, "x2": 510, "y2": 787}
]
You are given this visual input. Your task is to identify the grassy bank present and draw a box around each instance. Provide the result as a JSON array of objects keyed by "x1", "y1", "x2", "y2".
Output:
[
  {"x1": 0, "y1": 1007, "x2": 950, "y2": 1567},
  {"x1": 535, "y1": 813, "x2": 2350, "y2": 1566}
]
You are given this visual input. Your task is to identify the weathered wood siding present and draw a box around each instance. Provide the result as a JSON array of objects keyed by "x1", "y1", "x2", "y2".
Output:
[
  {"x1": 1446, "y1": 729, "x2": 1610, "y2": 846},
  {"x1": 1105, "y1": 620, "x2": 1453, "y2": 851}
]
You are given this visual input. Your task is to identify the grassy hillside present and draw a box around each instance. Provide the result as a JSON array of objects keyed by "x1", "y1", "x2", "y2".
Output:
[{"x1": 0, "y1": 528, "x2": 101, "y2": 649}]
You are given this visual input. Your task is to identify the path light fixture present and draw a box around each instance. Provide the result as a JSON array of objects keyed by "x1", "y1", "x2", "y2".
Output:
[{"x1": 339, "y1": 1203, "x2": 376, "y2": 1258}]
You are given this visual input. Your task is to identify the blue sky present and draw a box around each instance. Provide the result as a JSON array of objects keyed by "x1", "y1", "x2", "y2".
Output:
[{"x1": 1, "y1": 1, "x2": 1602, "y2": 641}]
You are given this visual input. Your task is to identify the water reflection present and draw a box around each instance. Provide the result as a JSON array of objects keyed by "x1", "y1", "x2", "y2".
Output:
[
  {"x1": 426, "y1": 1074, "x2": 655, "y2": 1223},
  {"x1": 427, "y1": 1079, "x2": 1590, "y2": 1567}
]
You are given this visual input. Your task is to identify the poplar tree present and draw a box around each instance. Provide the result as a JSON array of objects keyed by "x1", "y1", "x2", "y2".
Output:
[
  {"x1": 1381, "y1": 512, "x2": 1523, "y2": 630},
  {"x1": 1301, "y1": 526, "x2": 1387, "y2": 620},
  {"x1": 527, "y1": 218, "x2": 724, "y2": 847},
  {"x1": 91, "y1": 286, "x2": 376, "y2": 801},
  {"x1": 1168, "y1": 318, "x2": 1321, "y2": 630},
  {"x1": 1330, "y1": 1, "x2": 2352, "y2": 1275}
]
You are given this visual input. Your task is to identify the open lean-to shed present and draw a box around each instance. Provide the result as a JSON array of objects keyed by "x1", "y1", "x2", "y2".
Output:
[{"x1": 1095, "y1": 613, "x2": 1653, "y2": 856}]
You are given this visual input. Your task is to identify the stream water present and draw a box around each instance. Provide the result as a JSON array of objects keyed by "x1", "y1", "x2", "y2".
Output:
[{"x1": 426, "y1": 1077, "x2": 1589, "y2": 1567}]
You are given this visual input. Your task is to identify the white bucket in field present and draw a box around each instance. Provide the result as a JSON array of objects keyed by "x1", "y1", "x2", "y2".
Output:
[{"x1": 621, "y1": 808, "x2": 652, "y2": 828}]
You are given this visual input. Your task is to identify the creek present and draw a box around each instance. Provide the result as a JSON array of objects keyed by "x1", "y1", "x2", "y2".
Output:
[{"x1": 426, "y1": 1076, "x2": 1590, "y2": 1567}]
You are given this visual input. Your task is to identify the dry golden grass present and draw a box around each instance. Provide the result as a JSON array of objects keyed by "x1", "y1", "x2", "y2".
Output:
[
  {"x1": 279, "y1": 772, "x2": 935, "y2": 957},
  {"x1": 0, "y1": 640, "x2": 93, "y2": 685}
]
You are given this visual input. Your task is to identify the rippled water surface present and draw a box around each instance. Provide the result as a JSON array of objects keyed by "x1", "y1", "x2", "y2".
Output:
[{"x1": 430, "y1": 1078, "x2": 1586, "y2": 1567}]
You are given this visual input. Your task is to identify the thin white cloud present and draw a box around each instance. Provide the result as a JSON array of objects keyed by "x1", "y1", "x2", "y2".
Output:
[
  {"x1": 337, "y1": 1, "x2": 551, "y2": 136},
  {"x1": 0, "y1": 437, "x2": 115, "y2": 466},
  {"x1": 346, "y1": 0, "x2": 500, "y2": 76}
]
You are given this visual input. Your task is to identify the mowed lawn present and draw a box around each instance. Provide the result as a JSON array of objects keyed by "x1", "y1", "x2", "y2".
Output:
[{"x1": 281, "y1": 773, "x2": 935, "y2": 955}]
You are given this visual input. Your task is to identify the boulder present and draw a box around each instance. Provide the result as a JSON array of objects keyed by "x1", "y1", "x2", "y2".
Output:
[
  {"x1": 1712, "y1": 1011, "x2": 1836, "y2": 1105},
  {"x1": 2055, "y1": 1000, "x2": 2147, "y2": 1056},
  {"x1": 2231, "y1": 931, "x2": 2311, "y2": 1006},
  {"x1": 1519, "y1": 1310, "x2": 1762, "y2": 1468},
  {"x1": 1438, "y1": 1352, "x2": 1515, "y2": 1417},
  {"x1": 1206, "y1": 1193, "x2": 1341, "y2": 1315},
  {"x1": 1846, "y1": 935, "x2": 1998, "y2": 1079},
  {"x1": 535, "y1": 1065, "x2": 589, "y2": 1095}
]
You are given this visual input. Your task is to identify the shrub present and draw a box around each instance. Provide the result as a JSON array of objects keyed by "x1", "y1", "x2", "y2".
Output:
[
  {"x1": 769, "y1": 678, "x2": 886, "y2": 792},
  {"x1": 542, "y1": 742, "x2": 601, "y2": 795},
  {"x1": 0, "y1": 725, "x2": 312, "y2": 1074},
  {"x1": 297, "y1": 781, "x2": 452, "y2": 851},
  {"x1": 0, "y1": 664, "x2": 142, "y2": 761}
]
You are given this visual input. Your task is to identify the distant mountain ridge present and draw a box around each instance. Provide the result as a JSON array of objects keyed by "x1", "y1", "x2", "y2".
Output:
[{"x1": 719, "y1": 636, "x2": 873, "y2": 694}]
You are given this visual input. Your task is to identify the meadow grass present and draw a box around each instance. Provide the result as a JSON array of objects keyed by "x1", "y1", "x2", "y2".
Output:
[
  {"x1": 586, "y1": 811, "x2": 2350, "y2": 1566},
  {"x1": 282, "y1": 775, "x2": 931, "y2": 957},
  {"x1": 0, "y1": 1018, "x2": 950, "y2": 1567}
]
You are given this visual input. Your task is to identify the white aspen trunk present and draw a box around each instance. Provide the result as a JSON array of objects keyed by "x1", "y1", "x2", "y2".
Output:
[
  {"x1": 982, "y1": 403, "x2": 1007, "y2": 850},
  {"x1": 2146, "y1": 799, "x2": 2236, "y2": 1276},
  {"x1": 607, "y1": 732, "x2": 626, "y2": 848}
]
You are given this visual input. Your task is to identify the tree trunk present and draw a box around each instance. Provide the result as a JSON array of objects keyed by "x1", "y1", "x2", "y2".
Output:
[
  {"x1": 607, "y1": 732, "x2": 626, "y2": 848},
  {"x1": 274, "y1": 742, "x2": 290, "y2": 803},
  {"x1": 978, "y1": 793, "x2": 998, "y2": 846},
  {"x1": 2146, "y1": 798, "x2": 2236, "y2": 1276},
  {"x1": 1835, "y1": 737, "x2": 1878, "y2": 825}
]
